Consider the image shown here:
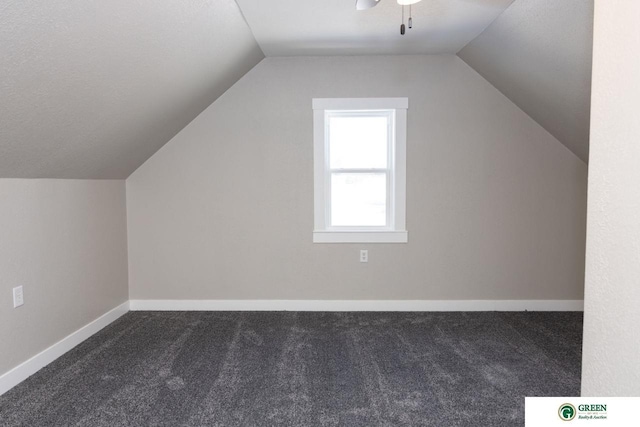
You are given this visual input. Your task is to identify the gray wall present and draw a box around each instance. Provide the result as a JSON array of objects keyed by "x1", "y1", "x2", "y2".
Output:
[
  {"x1": 0, "y1": 180, "x2": 129, "y2": 375},
  {"x1": 127, "y1": 55, "x2": 587, "y2": 301},
  {"x1": 582, "y1": 1, "x2": 640, "y2": 396}
]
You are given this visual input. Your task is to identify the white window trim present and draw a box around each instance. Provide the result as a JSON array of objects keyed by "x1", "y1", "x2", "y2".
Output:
[{"x1": 312, "y1": 98, "x2": 408, "y2": 244}]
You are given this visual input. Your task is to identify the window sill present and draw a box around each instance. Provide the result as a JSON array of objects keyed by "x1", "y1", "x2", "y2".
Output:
[{"x1": 313, "y1": 231, "x2": 408, "y2": 243}]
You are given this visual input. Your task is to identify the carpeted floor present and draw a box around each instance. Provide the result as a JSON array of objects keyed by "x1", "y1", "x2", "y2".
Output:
[{"x1": 0, "y1": 311, "x2": 582, "y2": 426}]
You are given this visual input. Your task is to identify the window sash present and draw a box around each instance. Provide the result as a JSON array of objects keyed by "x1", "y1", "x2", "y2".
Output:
[
  {"x1": 327, "y1": 171, "x2": 390, "y2": 230},
  {"x1": 323, "y1": 110, "x2": 395, "y2": 231}
]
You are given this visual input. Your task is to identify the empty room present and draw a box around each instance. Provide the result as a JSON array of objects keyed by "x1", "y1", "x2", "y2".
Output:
[{"x1": 1, "y1": 0, "x2": 638, "y2": 425}]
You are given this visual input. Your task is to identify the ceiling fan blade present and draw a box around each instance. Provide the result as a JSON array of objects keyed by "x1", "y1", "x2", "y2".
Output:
[{"x1": 356, "y1": 0, "x2": 381, "y2": 11}]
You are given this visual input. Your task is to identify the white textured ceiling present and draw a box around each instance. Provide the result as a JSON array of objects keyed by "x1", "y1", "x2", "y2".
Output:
[
  {"x1": 458, "y1": 0, "x2": 593, "y2": 162},
  {"x1": 0, "y1": 0, "x2": 264, "y2": 179},
  {"x1": 235, "y1": 0, "x2": 514, "y2": 56}
]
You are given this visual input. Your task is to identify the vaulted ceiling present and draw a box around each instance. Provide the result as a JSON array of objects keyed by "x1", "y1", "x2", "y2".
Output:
[
  {"x1": 0, "y1": 0, "x2": 263, "y2": 179},
  {"x1": 0, "y1": 0, "x2": 592, "y2": 179},
  {"x1": 458, "y1": 0, "x2": 593, "y2": 162}
]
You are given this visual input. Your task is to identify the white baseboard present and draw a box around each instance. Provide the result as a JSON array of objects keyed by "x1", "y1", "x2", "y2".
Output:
[
  {"x1": 0, "y1": 301, "x2": 129, "y2": 396},
  {"x1": 129, "y1": 299, "x2": 584, "y2": 312}
]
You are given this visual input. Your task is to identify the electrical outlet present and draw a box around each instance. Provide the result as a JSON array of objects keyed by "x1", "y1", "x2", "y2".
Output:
[
  {"x1": 360, "y1": 250, "x2": 368, "y2": 263},
  {"x1": 13, "y1": 286, "x2": 24, "y2": 308}
]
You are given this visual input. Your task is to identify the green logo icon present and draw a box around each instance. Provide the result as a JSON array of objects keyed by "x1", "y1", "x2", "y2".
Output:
[{"x1": 559, "y1": 403, "x2": 577, "y2": 421}]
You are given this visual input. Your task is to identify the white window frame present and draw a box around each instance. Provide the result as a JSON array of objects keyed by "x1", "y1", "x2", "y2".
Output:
[{"x1": 312, "y1": 97, "x2": 408, "y2": 243}]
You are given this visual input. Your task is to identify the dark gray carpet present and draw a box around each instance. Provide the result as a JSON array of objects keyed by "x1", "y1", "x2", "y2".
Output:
[{"x1": 0, "y1": 311, "x2": 582, "y2": 426}]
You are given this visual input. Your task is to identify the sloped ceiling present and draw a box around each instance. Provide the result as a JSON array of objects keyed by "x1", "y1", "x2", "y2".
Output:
[
  {"x1": 235, "y1": 0, "x2": 514, "y2": 56},
  {"x1": 0, "y1": 0, "x2": 264, "y2": 179},
  {"x1": 458, "y1": 0, "x2": 593, "y2": 162},
  {"x1": 1, "y1": 0, "x2": 593, "y2": 178}
]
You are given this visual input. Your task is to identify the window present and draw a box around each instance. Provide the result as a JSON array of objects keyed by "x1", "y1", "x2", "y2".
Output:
[{"x1": 312, "y1": 98, "x2": 408, "y2": 243}]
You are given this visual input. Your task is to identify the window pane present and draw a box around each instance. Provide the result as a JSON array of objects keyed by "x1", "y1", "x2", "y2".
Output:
[
  {"x1": 329, "y1": 115, "x2": 388, "y2": 169},
  {"x1": 331, "y1": 173, "x2": 387, "y2": 227}
]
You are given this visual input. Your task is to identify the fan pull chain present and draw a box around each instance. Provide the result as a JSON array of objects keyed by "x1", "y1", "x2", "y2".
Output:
[
  {"x1": 409, "y1": 4, "x2": 413, "y2": 29},
  {"x1": 401, "y1": 5, "x2": 406, "y2": 35}
]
